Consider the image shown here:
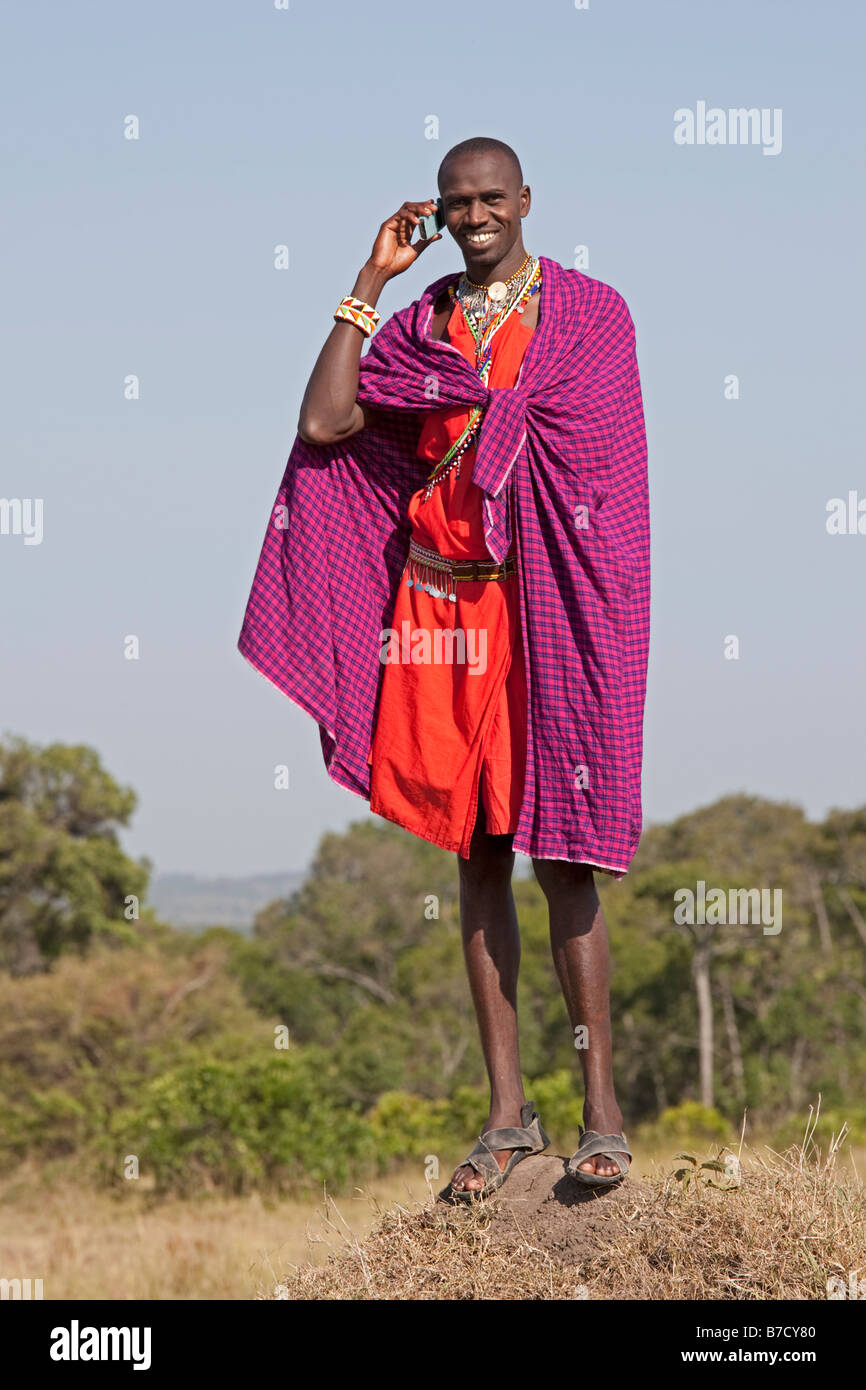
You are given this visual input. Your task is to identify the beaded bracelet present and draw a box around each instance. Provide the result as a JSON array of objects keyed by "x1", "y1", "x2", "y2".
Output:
[{"x1": 334, "y1": 295, "x2": 381, "y2": 337}]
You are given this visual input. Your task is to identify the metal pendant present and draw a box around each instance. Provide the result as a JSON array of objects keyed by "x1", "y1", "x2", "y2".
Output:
[{"x1": 487, "y1": 281, "x2": 508, "y2": 302}]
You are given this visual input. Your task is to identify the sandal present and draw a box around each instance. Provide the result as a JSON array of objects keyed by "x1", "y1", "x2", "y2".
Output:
[
  {"x1": 567, "y1": 1124, "x2": 632, "y2": 1188},
  {"x1": 449, "y1": 1099, "x2": 550, "y2": 1202}
]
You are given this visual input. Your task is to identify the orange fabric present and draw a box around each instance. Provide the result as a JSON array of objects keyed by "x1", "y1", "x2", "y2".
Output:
[{"x1": 368, "y1": 297, "x2": 533, "y2": 856}]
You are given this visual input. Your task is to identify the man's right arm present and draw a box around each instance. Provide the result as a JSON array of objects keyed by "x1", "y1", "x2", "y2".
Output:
[
  {"x1": 296, "y1": 200, "x2": 441, "y2": 446},
  {"x1": 296, "y1": 262, "x2": 390, "y2": 444}
]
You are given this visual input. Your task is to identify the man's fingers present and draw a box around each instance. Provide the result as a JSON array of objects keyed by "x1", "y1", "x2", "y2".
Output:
[
  {"x1": 378, "y1": 200, "x2": 440, "y2": 258},
  {"x1": 385, "y1": 201, "x2": 435, "y2": 236},
  {"x1": 396, "y1": 210, "x2": 419, "y2": 245}
]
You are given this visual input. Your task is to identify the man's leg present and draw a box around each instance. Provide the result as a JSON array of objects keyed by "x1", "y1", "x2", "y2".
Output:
[
  {"x1": 532, "y1": 859, "x2": 624, "y2": 1178},
  {"x1": 450, "y1": 802, "x2": 526, "y2": 1193}
]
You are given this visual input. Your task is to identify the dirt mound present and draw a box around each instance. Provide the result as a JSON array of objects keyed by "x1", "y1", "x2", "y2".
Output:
[
  {"x1": 439, "y1": 1154, "x2": 640, "y2": 1267},
  {"x1": 277, "y1": 1138, "x2": 866, "y2": 1300}
]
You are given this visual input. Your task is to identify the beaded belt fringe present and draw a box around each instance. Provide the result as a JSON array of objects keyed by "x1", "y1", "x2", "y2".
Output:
[{"x1": 404, "y1": 539, "x2": 517, "y2": 602}]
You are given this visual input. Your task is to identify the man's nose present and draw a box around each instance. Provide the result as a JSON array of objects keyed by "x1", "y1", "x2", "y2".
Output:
[{"x1": 464, "y1": 199, "x2": 490, "y2": 224}]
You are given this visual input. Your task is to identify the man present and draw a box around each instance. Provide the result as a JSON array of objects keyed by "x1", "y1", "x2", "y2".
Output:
[{"x1": 238, "y1": 138, "x2": 650, "y2": 1195}]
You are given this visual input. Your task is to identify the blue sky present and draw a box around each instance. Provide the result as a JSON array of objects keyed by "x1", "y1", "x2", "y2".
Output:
[{"x1": 2, "y1": 0, "x2": 864, "y2": 875}]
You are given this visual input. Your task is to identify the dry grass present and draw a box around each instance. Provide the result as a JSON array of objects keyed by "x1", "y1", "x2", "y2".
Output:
[
  {"x1": 0, "y1": 1164, "x2": 423, "y2": 1300},
  {"x1": 275, "y1": 1116, "x2": 866, "y2": 1301},
  {"x1": 581, "y1": 1121, "x2": 866, "y2": 1300},
  {"x1": 281, "y1": 1197, "x2": 580, "y2": 1300}
]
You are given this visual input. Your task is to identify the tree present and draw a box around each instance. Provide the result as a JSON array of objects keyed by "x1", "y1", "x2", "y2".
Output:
[
  {"x1": 242, "y1": 819, "x2": 460, "y2": 1020},
  {"x1": 629, "y1": 795, "x2": 866, "y2": 1115},
  {"x1": 0, "y1": 736, "x2": 149, "y2": 974}
]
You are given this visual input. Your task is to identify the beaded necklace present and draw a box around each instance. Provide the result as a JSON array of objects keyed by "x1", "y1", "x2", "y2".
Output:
[{"x1": 422, "y1": 256, "x2": 541, "y2": 501}]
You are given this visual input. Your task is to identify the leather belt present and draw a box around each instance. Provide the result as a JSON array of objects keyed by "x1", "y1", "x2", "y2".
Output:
[{"x1": 405, "y1": 538, "x2": 517, "y2": 601}]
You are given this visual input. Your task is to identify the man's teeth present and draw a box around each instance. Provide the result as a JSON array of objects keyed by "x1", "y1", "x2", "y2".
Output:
[{"x1": 467, "y1": 232, "x2": 496, "y2": 243}]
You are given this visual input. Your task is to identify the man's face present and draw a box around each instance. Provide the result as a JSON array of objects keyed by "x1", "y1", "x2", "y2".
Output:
[{"x1": 438, "y1": 153, "x2": 528, "y2": 270}]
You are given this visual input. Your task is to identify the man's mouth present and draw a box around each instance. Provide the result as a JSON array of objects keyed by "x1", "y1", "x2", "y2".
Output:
[{"x1": 464, "y1": 230, "x2": 498, "y2": 246}]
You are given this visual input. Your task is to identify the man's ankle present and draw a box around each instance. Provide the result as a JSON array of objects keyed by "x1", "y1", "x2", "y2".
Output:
[{"x1": 487, "y1": 1097, "x2": 527, "y2": 1125}]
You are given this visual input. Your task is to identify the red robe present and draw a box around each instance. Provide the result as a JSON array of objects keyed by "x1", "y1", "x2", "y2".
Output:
[{"x1": 368, "y1": 298, "x2": 533, "y2": 854}]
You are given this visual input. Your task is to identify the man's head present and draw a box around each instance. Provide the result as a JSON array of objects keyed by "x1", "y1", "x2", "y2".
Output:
[{"x1": 436, "y1": 138, "x2": 530, "y2": 278}]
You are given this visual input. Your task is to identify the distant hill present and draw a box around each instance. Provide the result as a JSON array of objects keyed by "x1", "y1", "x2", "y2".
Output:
[{"x1": 148, "y1": 872, "x2": 303, "y2": 933}]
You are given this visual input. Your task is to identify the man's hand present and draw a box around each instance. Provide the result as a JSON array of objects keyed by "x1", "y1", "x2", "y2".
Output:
[{"x1": 367, "y1": 199, "x2": 443, "y2": 281}]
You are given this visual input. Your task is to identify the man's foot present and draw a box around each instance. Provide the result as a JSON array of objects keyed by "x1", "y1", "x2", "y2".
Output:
[
  {"x1": 577, "y1": 1097, "x2": 625, "y2": 1179},
  {"x1": 450, "y1": 1103, "x2": 526, "y2": 1194}
]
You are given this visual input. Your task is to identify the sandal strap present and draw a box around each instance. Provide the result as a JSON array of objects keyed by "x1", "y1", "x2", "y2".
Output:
[
  {"x1": 573, "y1": 1130, "x2": 632, "y2": 1164},
  {"x1": 462, "y1": 1145, "x2": 503, "y2": 1182},
  {"x1": 477, "y1": 1121, "x2": 541, "y2": 1154},
  {"x1": 520, "y1": 1100, "x2": 539, "y2": 1128},
  {"x1": 460, "y1": 1101, "x2": 547, "y2": 1178}
]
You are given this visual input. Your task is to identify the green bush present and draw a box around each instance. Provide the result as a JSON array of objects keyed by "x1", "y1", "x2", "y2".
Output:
[
  {"x1": 120, "y1": 1048, "x2": 376, "y2": 1196},
  {"x1": 0, "y1": 941, "x2": 275, "y2": 1177},
  {"x1": 636, "y1": 1100, "x2": 730, "y2": 1147},
  {"x1": 366, "y1": 1085, "x2": 489, "y2": 1165},
  {"x1": 769, "y1": 1107, "x2": 866, "y2": 1153}
]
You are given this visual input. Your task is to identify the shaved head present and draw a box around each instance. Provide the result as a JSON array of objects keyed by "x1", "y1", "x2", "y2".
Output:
[{"x1": 437, "y1": 137, "x2": 523, "y2": 192}]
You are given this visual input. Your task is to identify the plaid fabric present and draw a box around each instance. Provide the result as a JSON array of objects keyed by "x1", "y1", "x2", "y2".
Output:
[{"x1": 238, "y1": 255, "x2": 650, "y2": 875}]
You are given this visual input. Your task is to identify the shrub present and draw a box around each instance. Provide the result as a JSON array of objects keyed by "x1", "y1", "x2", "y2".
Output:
[
  {"x1": 121, "y1": 1048, "x2": 376, "y2": 1196},
  {"x1": 636, "y1": 1100, "x2": 730, "y2": 1147}
]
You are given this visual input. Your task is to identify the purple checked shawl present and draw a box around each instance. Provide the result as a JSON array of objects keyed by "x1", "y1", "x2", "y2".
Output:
[{"x1": 238, "y1": 255, "x2": 650, "y2": 876}]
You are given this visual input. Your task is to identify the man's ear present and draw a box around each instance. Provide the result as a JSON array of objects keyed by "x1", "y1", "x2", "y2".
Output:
[{"x1": 520, "y1": 185, "x2": 531, "y2": 216}]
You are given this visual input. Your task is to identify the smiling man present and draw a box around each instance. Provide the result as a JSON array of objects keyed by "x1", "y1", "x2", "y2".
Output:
[{"x1": 239, "y1": 137, "x2": 650, "y2": 1198}]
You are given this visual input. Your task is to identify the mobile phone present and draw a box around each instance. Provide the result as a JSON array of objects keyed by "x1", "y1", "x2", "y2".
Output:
[{"x1": 416, "y1": 199, "x2": 445, "y2": 241}]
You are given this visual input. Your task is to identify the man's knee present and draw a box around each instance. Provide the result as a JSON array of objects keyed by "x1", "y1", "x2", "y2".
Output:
[
  {"x1": 532, "y1": 857, "x2": 595, "y2": 901},
  {"x1": 459, "y1": 830, "x2": 515, "y2": 888}
]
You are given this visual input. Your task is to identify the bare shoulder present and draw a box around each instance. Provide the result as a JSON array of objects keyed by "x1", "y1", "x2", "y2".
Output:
[
  {"x1": 430, "y1": 287, "x2": 453, "y2": 342},
  {"x1": 520, "y1": 289, "x2": 540, "y2": 332}
]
